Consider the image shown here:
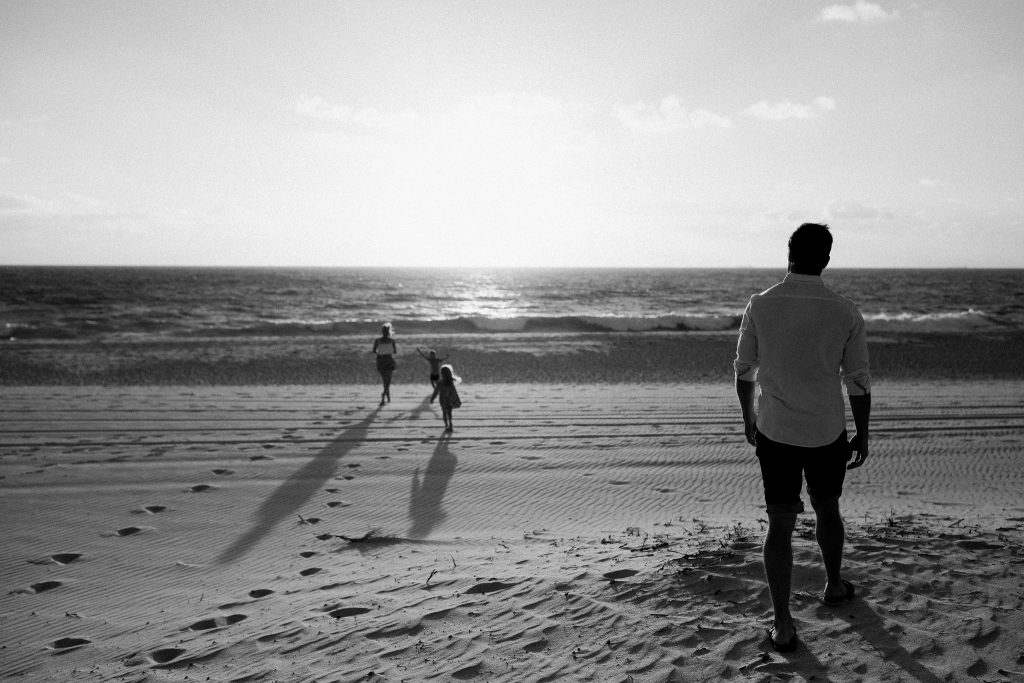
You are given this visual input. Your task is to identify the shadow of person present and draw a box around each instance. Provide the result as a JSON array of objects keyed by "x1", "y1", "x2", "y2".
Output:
[
  {"x1": 760, "y1": 631, "x2": 835, "y2": 682},
  {"x1": 216, "y1": 407, "x2": 381, "y2": 565},
  {"x1": 407, "y1": 432, "x2": 457, "y2": 539},
  {"x1": 829, "y1": 597, "x2": 945, "y2": 683},
  {"x1": 403, "y1": 395, "x2": 434, "y2": 421}
]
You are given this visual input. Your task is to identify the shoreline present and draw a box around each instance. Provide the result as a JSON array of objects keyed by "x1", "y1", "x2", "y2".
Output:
[{"x1": 3, "y1": 330, "x2": 1024, "y2": 385}]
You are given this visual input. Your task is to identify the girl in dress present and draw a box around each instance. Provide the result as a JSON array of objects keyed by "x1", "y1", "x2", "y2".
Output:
[
  {"x1": 372, "y1": 323, "x2": 397, "y2": 406},
  {"x1": 430, "y1": 364, "x2": 462, "y2": 432}
]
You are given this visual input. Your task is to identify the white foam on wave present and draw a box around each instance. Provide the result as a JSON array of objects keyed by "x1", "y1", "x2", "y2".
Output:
[{"x1": 864, "y1": 309, "x2": 996, "y2": 332}]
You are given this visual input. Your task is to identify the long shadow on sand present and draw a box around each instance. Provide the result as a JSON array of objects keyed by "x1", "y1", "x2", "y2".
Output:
[
  {"x1": 407, "y1": 432, "x2": 457, "y2": 539},
  {"x1": 831, "y1": 599, "x2": 945, "y2": 683},
  {"x1": 402, "y1": 394, "x2": 435, "y2": 422},
  {"x1": 217, "y1": 407, "x2": 381, "y2": 564}
]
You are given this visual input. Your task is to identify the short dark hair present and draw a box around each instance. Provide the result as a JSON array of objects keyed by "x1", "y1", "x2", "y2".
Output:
[{"x1": 788, "y1": 223, "x2": 832, "y2": 273}]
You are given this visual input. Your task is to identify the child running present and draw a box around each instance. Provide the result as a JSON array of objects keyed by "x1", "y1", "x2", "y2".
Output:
[
  {"x1": 415, "y1": 347, "x2": 449, "y2": 388},
  {"x1": 429, "y1": 364, "x2": 462, "y2": 432}
]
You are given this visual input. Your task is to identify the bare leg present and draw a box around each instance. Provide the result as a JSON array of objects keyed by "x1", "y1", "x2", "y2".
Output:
[
  {"x1": 764, "y1": 511, "x2": 798, "y2": 644},
  {"x1": 382, "y1": 370, "x2": 393, "y2": 402},
  {"x1": 813, "y1": 499, "x2": 847, "y2": 601}
]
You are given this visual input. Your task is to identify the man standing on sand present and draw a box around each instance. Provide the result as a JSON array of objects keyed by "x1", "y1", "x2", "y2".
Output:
[{"x1": 734, "y1": 223, "x2": 871, "y2": 653}]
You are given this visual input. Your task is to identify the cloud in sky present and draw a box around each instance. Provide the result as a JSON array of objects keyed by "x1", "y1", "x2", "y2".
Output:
[
  {"x1": 614, "y1": 95, "x2": 733, "y2": 134},
  {"x1": 293, "y1": 95, "x2": 419, "y2": 133},
  {"x1": 824, "y1": 199, "x2": 894, "y2": 222},
  {"x1": 0, "y1": 191, "x2": 149, "y2": 226},
  {"x1": 818, "y1": 2, "x2": 899, "y2": 24},
  {"x1": 743, "y1": 97, "x2": 836, "y2": 121}
]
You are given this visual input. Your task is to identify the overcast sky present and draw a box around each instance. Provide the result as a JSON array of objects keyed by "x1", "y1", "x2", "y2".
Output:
[{"x1": 2, "y1": 1, "x2": 1022, "y2": 267}]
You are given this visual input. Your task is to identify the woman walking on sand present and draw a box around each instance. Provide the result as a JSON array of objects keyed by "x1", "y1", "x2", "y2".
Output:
[
  {"x1": 372, "y1": 322, "x2": 397, "y2": 406},
  {"x1": 430, "y1": 364, "x2": 462, "y2": 432}
]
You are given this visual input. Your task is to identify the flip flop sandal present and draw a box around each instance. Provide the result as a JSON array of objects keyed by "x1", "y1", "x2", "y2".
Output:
[
  {"x1": 823, "y1": 579, "x2": 856, "y2": 606},
  {"x1": 766, "y1": 626, "x2": 799, "y2": 653}
]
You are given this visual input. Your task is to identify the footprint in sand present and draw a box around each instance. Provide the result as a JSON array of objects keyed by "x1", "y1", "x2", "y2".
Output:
[
  {"x1": 300, "y1": 567, "x2": 323, "y2": 576},
  {"x1": 465, "y1": 580, "x2": 517, "y2": 595},
  {"x1": 30, "y1": 553, "x2": 82, "y2": 566},
  {"x1": 299, "y1": 551, "x2": 318, "y2": 558},
  {"x1": 48, "y1": 636, "x2": 90, "y2": 650},
  {"x1": 218, "y1": 589, "x2": 275, "y2": 610},
  {"x1": 186, "y1": 614, "x2": 248, "y2": 631},
  {"x1": 609, "y1": 480, "x2": 630, "y2": 486},
  {"x1": 523, "y1": 638, "x2": 548, "y2": 653},
  {"x1": 132, "y1": 505, "x2": 167, "y2": 515},
  {"x1": 110, "y1": 526, "x2": 148, "y2": 537},
  {"x1": 185, "y1": 484, "x2": 216, "y2": 493},
  {"x1": 325, "y1": 488, "x2": 341, "y2": 493},
  {"x1": 211, "y1": 469, "x2": 234, "y2": 476},
  {"x1": 603, "y1": 569, "x2": 639, "y2": 581},
  {"x1": 326, "y1": 501, "x2": 351, "y2": 508},
  {"x1": 328, "y1": 606, "x2": 372, "y2": 618},
  {"x1": 11, "y1": 580, "x2": 62, "y2": 595},
  {"x1": 249, "y1": 454, "x2": 274, "y2": 461},
  {"x1": 318, "y1": 582, "x2": 345, "y2": 591},
  {"x1": 148, "y1": 647, "x2": 187, "y2": 665}
]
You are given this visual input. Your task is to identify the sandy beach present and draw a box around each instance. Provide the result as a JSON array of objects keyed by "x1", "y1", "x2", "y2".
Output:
[{"x1": 2, "y1": 377, "x2": 1023, "y2": 681}]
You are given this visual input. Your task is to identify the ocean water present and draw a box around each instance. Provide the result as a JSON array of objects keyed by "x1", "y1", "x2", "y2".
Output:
[{"x1": 1, "y1": 267, "x2": 1022, "y2": 342}]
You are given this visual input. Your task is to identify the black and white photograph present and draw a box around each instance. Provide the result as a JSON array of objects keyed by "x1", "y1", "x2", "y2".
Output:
[{"x1": 2, "y1": 2, "x2": 1023, "y2": 680}]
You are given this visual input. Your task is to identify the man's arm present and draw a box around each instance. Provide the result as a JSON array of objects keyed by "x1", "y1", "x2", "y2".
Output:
[
  {"x1": 847, "y1": 393, "x2": 870, "y2": 469},
  {"x1": 733, "y1": 299, "x2": 759, "y2": 447},
  {"x1": 842, "y1": 306, "x2": 871, "y2": 469},
  {"x1": 736, "y1": 378, "x2": 758, "y2": 447}
]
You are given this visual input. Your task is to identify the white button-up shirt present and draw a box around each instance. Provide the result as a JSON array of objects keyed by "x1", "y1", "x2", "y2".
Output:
[{"x1": 734, "y1": 273, "x2": 871, "y2": 447}]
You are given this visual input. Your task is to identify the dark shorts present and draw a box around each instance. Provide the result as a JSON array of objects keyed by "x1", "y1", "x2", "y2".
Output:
[
  {"x1": 376, "y1": 355, "x2": 396, "y2": 373},
  {"x1": 756, "y1": 429, "x2": 849, "y2": 514},
  {"x1": 430, "y1": 374, "x2": 440, "y2": 382}
]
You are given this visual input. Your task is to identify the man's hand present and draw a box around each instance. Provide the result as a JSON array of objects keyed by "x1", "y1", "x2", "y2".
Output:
[
  {"x1": 847, "y1": 433, "x2": 868, "y2": 469},
  {"x1": 735, "y1": 379, "x2": 758, "y2": 448},
  {"x1": 744, "y1": 419, "x2": 758, "y2": 447}
]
